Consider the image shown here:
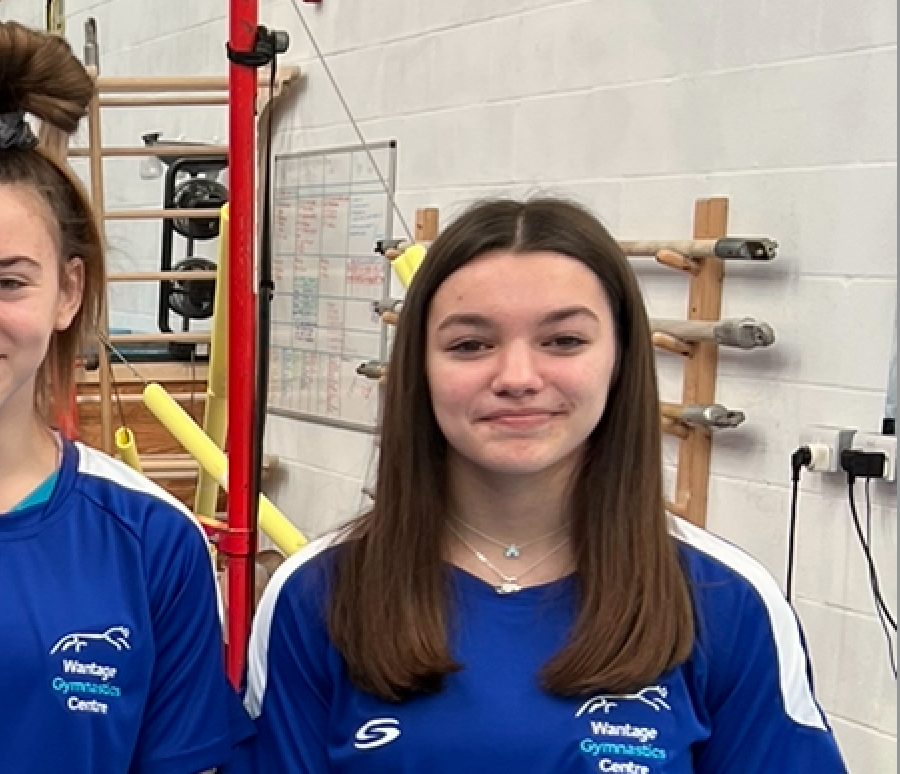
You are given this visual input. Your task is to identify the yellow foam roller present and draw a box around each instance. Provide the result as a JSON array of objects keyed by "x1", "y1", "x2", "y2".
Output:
[
  {"x1": 392, "y1": 244, "x2": 426, "y2": 288},
  {"x1": 115, "y1": 427, "x2": 143, "y2": 474},
  {"x1": 142, "y1": 382, "x2": 307, "y2": 556}
]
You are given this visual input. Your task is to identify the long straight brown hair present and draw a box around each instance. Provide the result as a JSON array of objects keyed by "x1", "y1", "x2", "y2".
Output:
[
  {"x1": 330, "y1": 198, "x2": 694, "y2": 702},
  {"x1": 0, "y1": 21, "x2": 105, "y2": 422}
]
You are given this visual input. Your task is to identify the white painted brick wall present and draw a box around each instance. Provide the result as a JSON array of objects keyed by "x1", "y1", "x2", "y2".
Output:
[{"x1": 2, "y1": 0, "x2": 895, "y2": 767}]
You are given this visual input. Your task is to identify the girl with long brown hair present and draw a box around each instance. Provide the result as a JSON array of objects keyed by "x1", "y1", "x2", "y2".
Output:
[
  {"x1": 243, "y1": 197, "x2": 845, "y2": 772},
  {"x1": 0, "y1": 21, "x2": 251, "y2": 773}
]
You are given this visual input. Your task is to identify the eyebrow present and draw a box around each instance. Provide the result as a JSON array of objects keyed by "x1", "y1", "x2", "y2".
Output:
[
  {"x1": 0, "y1": 255, "x2": 41, "y2": 270},
  {"x1": 436, "y1": 305, "x2": 600, "y2": 332},
  {"x1": 540, "y1": 306, "x2": 600, "y2": 326},
  {"x1": 436, "y1": 313, "x2": 494, "y2": 332}
]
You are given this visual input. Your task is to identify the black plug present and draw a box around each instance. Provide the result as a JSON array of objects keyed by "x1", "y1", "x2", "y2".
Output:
[
  {"x1": 791, "y1": 446, "x2": 812, "y2": 482},
  {"x1": 840, "y1": 449, "x2": 887, "y2": 480}
]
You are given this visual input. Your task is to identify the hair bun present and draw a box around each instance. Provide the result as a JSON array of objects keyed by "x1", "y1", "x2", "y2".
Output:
[{"x1": 0, "y1": 21, "x2": 94, "y2": 134}]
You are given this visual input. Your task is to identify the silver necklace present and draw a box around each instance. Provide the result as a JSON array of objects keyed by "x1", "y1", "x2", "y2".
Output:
[
  {"x1": 453, "y1": 518, "x2": 568, "y2": 559},
  {"x1": 448, "y1": 522, "x2": 571, "y2": 595}
]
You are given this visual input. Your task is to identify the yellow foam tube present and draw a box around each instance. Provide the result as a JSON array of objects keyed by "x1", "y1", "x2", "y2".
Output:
[
  {"x1": 115, "y1": 427, "x2": 143, "y2": 474},
  {"x1": 391, "y1": 244, "x2": 426, "y2": 288},
  {"x1": 142, "y1": 382, "x2": 308, "y2": 556}
]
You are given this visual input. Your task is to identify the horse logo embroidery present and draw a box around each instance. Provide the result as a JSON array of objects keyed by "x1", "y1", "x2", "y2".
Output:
[
  {"x1": 575, "y1": 685, "x2": 671, "y2": 717},
  {"x1": 50, "y1": 626, "x2": 132, "y2": 655}
]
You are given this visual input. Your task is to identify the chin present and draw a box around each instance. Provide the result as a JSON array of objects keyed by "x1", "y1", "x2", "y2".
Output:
[
  {"x1": 449, "y1": 437, "x2": 584, "y2": 480},
  {"x1": 477, "y1": 453, "x2": 569, "y2": 478}
]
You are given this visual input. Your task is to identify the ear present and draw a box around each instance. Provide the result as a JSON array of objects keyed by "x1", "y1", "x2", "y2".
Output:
[{"x1": 55, "y1": 257, "x2": 85, "y2": 331}]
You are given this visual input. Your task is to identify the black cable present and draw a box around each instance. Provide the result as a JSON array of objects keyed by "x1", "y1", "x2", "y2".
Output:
[
  {"x1": 790, "y1": 446, "x2": 896, "y2": 678},
  {"x1": 227, "y1": 25, "x2": 289, "y2": 616},
  {"x1": 847, "y1": 476, "x2": 897, "y2": 631},
  {"x1": 845, "y1": 473, "x2": 898, "y2": 680},
  {"x1": 251, "y1": 54, "x2": 277, "y2": 583},
  {"x1": 864, "y1": 479, "x2": 897, "y2": 678},
  {"x1": 863, "y1": 480, "x2": 896, "y2": 627},
  {"x1": 786, "y1": 446, "x2": 812, "y2": 604},
  {"x1": 786, "y1": 479, "x2": 799, "y2": 604}
]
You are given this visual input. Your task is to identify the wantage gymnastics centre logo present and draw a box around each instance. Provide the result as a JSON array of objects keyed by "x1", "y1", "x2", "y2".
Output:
[
  {"x1": 48, "y1": 626, "x2": 131, "y2": 717},
  {"x1": 575, "y1": 685, "x2": 671, "y2": 717},
  {"x1": 50, "y1": 626, "x2": 132, "y2": 655}
]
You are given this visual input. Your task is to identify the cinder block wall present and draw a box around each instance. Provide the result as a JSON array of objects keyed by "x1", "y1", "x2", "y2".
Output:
[{"x1": 2, "y1": 1, "x2": 894, "y2": 768}]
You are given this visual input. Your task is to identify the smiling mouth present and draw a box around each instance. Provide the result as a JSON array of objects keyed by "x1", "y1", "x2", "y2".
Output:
[{"x1": 481, "y1": 411, "x2": 559, "y2": 427}]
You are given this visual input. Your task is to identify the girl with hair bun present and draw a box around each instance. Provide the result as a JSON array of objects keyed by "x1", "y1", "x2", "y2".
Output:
[{"x1": 0, "y1": 21, "x2": 252, "y2": 774}]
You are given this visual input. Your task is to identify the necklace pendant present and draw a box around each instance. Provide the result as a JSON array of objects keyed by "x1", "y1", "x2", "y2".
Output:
[
  {"x1": 505, "y1": 544, "x2": 521, "y2": 559},
  {"x1": 496, "y1": 581, "x2": 522, "y2": 595}
]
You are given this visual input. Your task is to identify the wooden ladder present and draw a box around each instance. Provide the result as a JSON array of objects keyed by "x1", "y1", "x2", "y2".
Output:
[{"x1": 72, "y1": 69, "x2": 298, "y2": 506}]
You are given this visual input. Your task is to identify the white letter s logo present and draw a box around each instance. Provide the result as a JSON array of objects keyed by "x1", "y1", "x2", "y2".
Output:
[{"x1": 354, "y1": 717, "x2": 401, "y2": 750}]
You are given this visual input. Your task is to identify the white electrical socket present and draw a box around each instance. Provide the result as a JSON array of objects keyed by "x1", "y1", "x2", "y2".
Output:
[
  {"x1": 798, "y1": 425, "x2": 857, "y2": 473},
  {"x1": 854, "y1": 432, "x2": 897, "y2": 483}
]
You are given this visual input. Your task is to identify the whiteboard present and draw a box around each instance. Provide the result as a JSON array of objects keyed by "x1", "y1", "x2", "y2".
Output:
[{"x1": 267, "y1": 142, "x2": 396, "y2": 432}]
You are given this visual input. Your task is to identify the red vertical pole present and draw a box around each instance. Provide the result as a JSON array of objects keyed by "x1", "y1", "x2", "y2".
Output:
[{"x1": 227, "y1": 0, "x2": 257, "y2": 687}]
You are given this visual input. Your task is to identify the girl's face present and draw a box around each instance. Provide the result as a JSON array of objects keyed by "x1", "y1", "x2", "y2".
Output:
[
  {"x1": 0, "y1": 184, "x2": 83, "y2": 423},
  {"x1": 426, "y1": 250, "x2": 618, "y2": 485}
]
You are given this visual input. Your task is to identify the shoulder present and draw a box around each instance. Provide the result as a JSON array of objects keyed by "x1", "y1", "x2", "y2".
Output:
[
  {"x1": 244, "y1": 533, "x2": 344, "y2": 715},
  {"x1": 253, "y1": 532, "x2": 344, "y2": 640},
  {"x1": 668, "y1": 515, "x2": 785, "y2": 601},
  {"x1": 669, "y1": 515, "x2": 794, "y2": 645},
  {"x1": 69, "y1": 440, "x2": 206, "y2": 545},
  {"x1": 668, "y1": 515, "x2": 827, "y2": 730},
  {"x1": 66, "y1": 441, "x2": 220, "y2": 617}
]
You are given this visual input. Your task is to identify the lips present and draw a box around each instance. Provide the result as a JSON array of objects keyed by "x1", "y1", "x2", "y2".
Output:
[
  {"x1": 484, "y1": 412, "x2": 552, "y2": 420},
  {"x1": 479, "y1": 409, "x2": 560, "y2": 428}
]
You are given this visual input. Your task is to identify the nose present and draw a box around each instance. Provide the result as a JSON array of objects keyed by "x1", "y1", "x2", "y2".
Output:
[{"x1": 491, "y1": 341, "x2": 543, "y2": 396}]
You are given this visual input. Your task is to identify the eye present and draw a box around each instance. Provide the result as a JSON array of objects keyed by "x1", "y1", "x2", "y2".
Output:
[
  {"x1": 0, "y1": 277, "x2": 27, "y2": 292},
  {"x1": 448, "y1": 339, "x2": 491, "y2": 354},
  {"x1": 545, "y1": 335, "x2": 588, "y2": 351}
]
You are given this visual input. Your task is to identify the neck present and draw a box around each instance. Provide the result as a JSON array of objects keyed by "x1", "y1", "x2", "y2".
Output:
[
  {"x1": 0, "y1": 408, "x2": 59, "y2": 513},
  {"x1": 447, "y1": 454, "x2": 573, "y2": 541},
  {"x1": 445, "y1": 453, "x2": 576, "y2": 589}
]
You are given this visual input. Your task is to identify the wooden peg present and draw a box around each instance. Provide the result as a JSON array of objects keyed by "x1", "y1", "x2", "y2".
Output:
[
  {"x1": 661, "y1": 415, "x2": 690, "y2": 440},
  {"x1": 655, "y1": 249, "x2": 701, "y2": 274},
  {"x1": 619, "y1": 239, "x2": 718, "y2": 258},
  {"x1": 653, "y1": 332, "x2": 694, "y2": 357},
  {"x1": 665, "y1": 497, "x2": 689, "y2": 518}
]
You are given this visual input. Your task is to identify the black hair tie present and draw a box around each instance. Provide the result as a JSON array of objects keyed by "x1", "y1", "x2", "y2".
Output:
[{"x1": 0, "y1": 112, "x2": 39, "y2": 150}]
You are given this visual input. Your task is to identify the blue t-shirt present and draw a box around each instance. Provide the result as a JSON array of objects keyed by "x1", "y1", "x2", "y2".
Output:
[
  {"x1": 242, "y1": 518, "x2": 847, "y2": 773},
  {"x1": 0, "y1": 439, "x2": 253, "y2": 774}
]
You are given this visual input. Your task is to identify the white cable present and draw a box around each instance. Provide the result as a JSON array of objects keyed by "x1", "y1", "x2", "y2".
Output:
[{"x1": 287, "y1": 0, "x2": 414, "y2": 243}]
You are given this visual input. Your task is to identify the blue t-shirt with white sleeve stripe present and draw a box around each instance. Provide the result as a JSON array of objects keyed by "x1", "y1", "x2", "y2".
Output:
[
  {"x1": 0, "y1": 439, "x2": 253, "y2": 774},
  {"x1": 240, "y1": 518, "x2": 847, "y2": 773}
]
